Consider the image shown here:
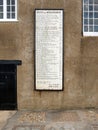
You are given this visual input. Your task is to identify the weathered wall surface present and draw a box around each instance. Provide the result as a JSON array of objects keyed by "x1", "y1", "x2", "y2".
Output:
[
  {"x1": 0, "y1": 0, "x2": 98, "y2": 110},
  {"x1": 81, "y1": 38, "x2": 98, "y2": 108}
]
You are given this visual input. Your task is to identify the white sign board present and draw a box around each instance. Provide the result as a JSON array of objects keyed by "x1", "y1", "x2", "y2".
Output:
[{"x1": 35, "y1": 9, "x2": 64, "y2": 90}]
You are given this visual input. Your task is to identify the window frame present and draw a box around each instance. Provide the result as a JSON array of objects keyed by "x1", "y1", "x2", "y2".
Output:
[
  {"x1": 0, "y1": 0, "x2": 17, "y2": 22},
  {"x1": 83, "y1": 0, "x2": 98, "y2": 36}
]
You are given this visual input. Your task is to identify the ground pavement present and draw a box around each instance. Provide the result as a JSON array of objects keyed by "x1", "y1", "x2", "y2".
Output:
[{"x1": 1, "y1": 109, "x2": 98, "y2": 130}]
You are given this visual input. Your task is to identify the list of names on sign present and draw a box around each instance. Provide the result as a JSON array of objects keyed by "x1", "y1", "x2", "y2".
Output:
[{"x1": 35, "y1": 9, "x2": 64, "y2": 90}]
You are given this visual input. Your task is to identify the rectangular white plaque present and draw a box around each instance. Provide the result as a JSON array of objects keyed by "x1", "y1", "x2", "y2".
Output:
[{"x1": 35, "y1": 9, "x2": 64, "y2": 90}]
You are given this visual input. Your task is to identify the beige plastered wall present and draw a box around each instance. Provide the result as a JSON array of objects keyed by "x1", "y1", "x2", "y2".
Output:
[{"x1": 0, "y1": 0, "x2": 98, "y2": 110}]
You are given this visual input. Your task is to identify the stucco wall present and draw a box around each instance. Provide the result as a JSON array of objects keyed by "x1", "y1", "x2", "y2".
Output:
[{"x1": 0, "y1": 0, "x2": 98, "y2": 110}]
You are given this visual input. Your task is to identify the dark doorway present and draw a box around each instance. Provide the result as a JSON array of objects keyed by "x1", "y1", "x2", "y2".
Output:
[{"x1": 0, "y1": 60, "x2": 22, "y2": 110}]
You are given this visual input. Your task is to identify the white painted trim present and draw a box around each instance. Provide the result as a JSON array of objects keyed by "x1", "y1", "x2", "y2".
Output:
[
  {"x1": 15, "y1": 0, "x2": 17, "y2": 20},
  {"x1": 83, "y1": 0, "x2": 98, "y2": 36},
  {"x1": 4, "y1": 0, "x2": 6, "y2": 19},
  {"x1": 83, "y1": 32, "x2": 98, "y2": 36},
  {"x1": 0, "y1": 0, "x2": 17, "y2": 22},
  {"x1": 0, "y1": 19, "x2": 18, "y2": 22}
]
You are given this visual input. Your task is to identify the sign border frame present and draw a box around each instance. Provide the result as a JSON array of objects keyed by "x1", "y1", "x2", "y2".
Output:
[{"x1": 34, "y1": 9, "x2": 64, "y2": 91}]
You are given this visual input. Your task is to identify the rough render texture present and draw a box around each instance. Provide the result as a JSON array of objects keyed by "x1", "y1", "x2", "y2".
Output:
[{"x1": 0, "y1": 0, "x2": 98, "y2": 110}]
